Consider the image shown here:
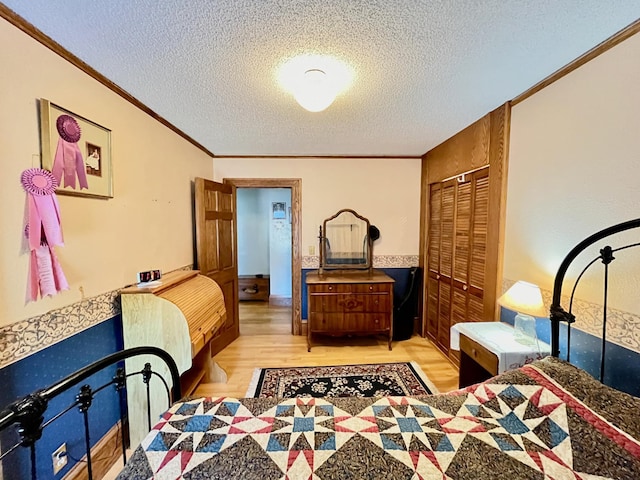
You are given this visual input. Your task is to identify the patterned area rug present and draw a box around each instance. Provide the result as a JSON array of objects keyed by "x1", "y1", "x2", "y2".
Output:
[{"x1": 245, "y1": 361, "x2": 438, "y2": 398}]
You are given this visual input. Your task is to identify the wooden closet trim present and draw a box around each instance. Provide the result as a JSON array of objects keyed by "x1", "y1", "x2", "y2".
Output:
[{"x1": 486, "y1": 105, "x2": 511, "y2": 320}]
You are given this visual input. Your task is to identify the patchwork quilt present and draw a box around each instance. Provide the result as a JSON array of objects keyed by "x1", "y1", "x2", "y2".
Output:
[{"x1": 117, "y1": 357, "x2": 640, "y2": 479}]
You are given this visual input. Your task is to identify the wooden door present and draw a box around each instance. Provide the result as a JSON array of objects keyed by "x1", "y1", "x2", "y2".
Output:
[
  {"x1": 467, "y1": 169, "x2": 490, "y2": 322},
  {"x1": 436, "y1": 180, "x2": 455, "y2": 351},
  {"x1": 194, "y1": 177, "x2": 239, "y2": 356},
  {"x1": 426, "y1": 184, "x2": 441, "y2": 339},
  {"x1": 426, "y1": 167, "x2": 491, "y2": 359}
]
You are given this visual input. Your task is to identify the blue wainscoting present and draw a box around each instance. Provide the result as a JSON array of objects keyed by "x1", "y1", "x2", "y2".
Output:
[
  {"x1": 301, "y1": 268, "x2": 415, "y2": 320},
  {"x1": 500, "y1": 308, "x2": 640, "y2": 397},
  {"x1": 0, "y1": 316, "x2": 124, "y2": 480}
]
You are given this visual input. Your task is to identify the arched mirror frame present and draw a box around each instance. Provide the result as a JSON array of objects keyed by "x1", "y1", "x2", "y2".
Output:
[{"x1": 318, "y1": 208, "x2": 373, "y2": 275}]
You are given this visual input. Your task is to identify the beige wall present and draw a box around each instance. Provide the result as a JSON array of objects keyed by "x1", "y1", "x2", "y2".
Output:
[
  {"x1": 505, "y1": 32, "x2": 640, "y2": 315},
  {"x1": 0, "y1": 18, "x2": 213, "y2": 328},
  {"x1": 213, "y1": 157, "x2": 422, "y2": 258}
]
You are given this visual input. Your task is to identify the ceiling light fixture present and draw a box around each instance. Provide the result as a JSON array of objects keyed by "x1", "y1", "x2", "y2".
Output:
[
  {"x1": 293, "y1": 69, "x2": 336, "y2": 112},
  {"x1": 277, "y1": 54, "x2": 354, "y2": 113}
]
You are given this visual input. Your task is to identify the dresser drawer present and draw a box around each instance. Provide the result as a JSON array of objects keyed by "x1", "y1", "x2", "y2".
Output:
[
  {"x1": 459, "y1": 334, "x2": 498, "y2": 375},
  {"x1": 343, "y1": 313, "x2": 389, "y2": 331},
  {"x1": 309, "y1": 293, "x2": 390, "y2": 313},
  {"x1": 340, "y1": 294, "x2": 389, "y2": 313},
  {"x1": 308, "y1": 312, "x2": 343, "y2": 331},
  {"x1": 308, "y1": 294, "x2": 341, "y2": 313},
  {"x1": 309, "y1": 282, "x2": 391, "y2": 294}
]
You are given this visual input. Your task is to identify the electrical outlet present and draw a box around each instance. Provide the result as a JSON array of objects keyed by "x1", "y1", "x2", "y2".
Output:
[
  {"x1": 52, "y1": 443, "x2": 67, "y2": 474},
  {"x1": 309, "y1": 245, "x2": 315, "y2": 255}
]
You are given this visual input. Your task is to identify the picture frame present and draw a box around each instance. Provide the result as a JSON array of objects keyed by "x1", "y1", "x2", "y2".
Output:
[
  {"x1": 272, "y1": 202, "x2": 286, "y2": 219},
  {"x1": 39, "y1": 98, "x2": 113, "y2": 198}
]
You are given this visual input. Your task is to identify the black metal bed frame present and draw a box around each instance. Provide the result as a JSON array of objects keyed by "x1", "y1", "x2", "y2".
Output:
[
  {"x1": 550, "y1": 217, "x2": 640, "y2": 382},
  {"x1": 0, "y1": 346, "x2": 181, "y2": 480}
]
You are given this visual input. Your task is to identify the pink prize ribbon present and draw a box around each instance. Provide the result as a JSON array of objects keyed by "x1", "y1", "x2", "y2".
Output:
[
  {"x1": 21, "y1": 168, "x2": 69, "y2": 302},
  {"x1": 51, "y1": 114, "x2": 89, "y2": 190}
]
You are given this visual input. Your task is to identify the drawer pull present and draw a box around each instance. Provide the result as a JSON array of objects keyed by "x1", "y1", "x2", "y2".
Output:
[
  {"x1": 463, "y1": 284, "x2": 468, "y2": 291},
  {"x1": 369, "y1": 285, "x2": 373, "y2": 290},
  {"x1": 374, "y1": 319, "x2": 379, "y2": 324},
  {"x1": 471, "y1": 348, "x2": 477, "y2": 357}
]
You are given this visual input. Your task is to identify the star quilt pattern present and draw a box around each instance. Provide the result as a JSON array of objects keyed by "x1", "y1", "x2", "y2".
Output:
[{"x1": 117, "y1": 358, "x2": 640, "y2": 479}]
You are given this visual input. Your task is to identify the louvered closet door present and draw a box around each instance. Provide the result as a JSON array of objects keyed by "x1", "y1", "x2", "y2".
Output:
[
  {"x1": 450, "y1": 176, "x2": 471, "y2": 335},
  {"x1": 436, "y1": 181, "x2": 455, "y2": 351},
  {"x1": 467, "y1": 169, "x2": 489, "y2": 322},
  {"x1": 426, "y1": 184, "x2": 441, "y2": 339},
  {"x1": 426, "y1": 167, "x2": 490, "y2": 356}
]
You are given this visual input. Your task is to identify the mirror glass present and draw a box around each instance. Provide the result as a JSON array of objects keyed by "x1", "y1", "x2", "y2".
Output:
[{"x1": 321, "y1": 209, "x2": 371, "y2": 269}]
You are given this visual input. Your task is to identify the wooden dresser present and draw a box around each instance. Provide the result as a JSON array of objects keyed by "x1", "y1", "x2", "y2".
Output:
[
  {"x1": 121, "y1": 270, "x2": 226, "y2": 446},
  {"x1": 306, "y1": 270, "x2": 394, "y2": 351}
]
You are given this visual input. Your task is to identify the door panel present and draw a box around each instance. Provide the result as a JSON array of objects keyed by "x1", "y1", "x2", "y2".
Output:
[
  {"x1": 469, "y1": 171, "x2": 489, "y2": 290},
  {"x1": 195, "y1": 177, "x2": 239, "y2": 356},
  {"x1": 426, "y1": 277, "x2": 439, "y2": 338},
  {"x1": 440, "y1": 182, "x2": 455, "y2": 277}
]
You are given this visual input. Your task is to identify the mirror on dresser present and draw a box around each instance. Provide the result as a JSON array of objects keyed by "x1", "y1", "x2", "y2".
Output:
[{"x1": 318, "y1": 208, "x2": 373, "y2": 275}]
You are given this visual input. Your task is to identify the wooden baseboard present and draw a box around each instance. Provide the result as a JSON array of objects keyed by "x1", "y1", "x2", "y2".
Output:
[
  {"x1": 269, "y1": 296, "x2": 292, "y2": 307},
  {"x1": 63, "y1": 420, "x2": 125, "y2": 480}
]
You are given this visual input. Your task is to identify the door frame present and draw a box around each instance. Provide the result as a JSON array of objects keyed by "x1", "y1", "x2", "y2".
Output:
[{"x1": 223, "y1": 178, "x2": 302, "y2": 335}]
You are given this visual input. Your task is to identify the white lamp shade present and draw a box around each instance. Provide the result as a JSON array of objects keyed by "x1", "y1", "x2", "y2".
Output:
[{"x1": 497, "y1": 281, "x2": 547, "y2": 317}]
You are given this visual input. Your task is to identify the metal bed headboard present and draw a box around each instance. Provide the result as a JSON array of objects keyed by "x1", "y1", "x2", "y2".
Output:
[
  {"x1": 0, "y1": 346, "x2": 181, "y2": 480},
  {"x1": 550, "y1": 217, "x2": 640, "y2": 382}
]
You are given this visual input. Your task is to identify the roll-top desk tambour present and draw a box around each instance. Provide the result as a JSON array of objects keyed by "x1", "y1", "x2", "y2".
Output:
[
  {"x1": 121, "y1": 270, "x2": 226, "y2": 446},
  {"x1": 306, "y1": 270, "x2": 394, "y2": 351}
]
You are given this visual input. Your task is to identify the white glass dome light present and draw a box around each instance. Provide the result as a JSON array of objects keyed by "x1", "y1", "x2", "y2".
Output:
[
  {"x1": 277, "y1": 55, "x2": 354, "y2": 113},
  {"x1": 293, "y1": 69, "x2": 336, "y2": 112}
]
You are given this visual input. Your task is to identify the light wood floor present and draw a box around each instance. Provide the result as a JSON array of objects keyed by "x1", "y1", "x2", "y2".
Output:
[{"x1": 194, "y1": 302, "x2": 459, "y2": 397}]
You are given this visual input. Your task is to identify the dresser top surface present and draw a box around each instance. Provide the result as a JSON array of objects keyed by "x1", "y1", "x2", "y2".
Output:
[{"x1": 305, "y1": 270, "x2": 394, "y2": 285}]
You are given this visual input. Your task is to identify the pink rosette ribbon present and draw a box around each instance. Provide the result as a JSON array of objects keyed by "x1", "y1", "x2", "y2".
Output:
[
  {"x1": 21, "y1": 168, "x2": 69, "y2": 302},
  {"x1": 51, "y1": 114, "x2": 89, "y2": 190}
]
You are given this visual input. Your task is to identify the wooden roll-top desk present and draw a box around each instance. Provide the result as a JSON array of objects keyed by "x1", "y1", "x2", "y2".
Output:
[{"x1": 121, "y1": 270, "x2": 226, "y2": 446}]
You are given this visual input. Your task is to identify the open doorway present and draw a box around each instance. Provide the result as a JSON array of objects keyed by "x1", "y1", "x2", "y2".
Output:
[
  {"x1": 236, "y1": 187, "x2": 291, "y2": 335},
  {"x1": 223, "y1": 178, "x2": 302, "y2": 335}
]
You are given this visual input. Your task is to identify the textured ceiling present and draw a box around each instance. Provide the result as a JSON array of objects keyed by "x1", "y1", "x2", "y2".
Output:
[{"x1": 3, "y1": 1, "x2": 640, "y2": 156}]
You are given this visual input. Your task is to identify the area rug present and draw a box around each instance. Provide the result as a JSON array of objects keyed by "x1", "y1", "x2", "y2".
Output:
[{"x1": 245, "y1": 361, "x2": 438, "y2": 398}]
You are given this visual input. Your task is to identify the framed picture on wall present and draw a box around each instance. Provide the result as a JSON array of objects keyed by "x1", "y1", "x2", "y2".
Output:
[
  {"x1": 272, "y1": 202, "x2": 286, "y2": 219},
  {"x1": 39, "y1": 98, "x2": 113, "y2": 198}
]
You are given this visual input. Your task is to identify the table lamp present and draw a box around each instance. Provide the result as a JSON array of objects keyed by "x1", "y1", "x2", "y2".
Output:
[{"x1": 497, "y1": 281, "x2": 547, "y2": 345}]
